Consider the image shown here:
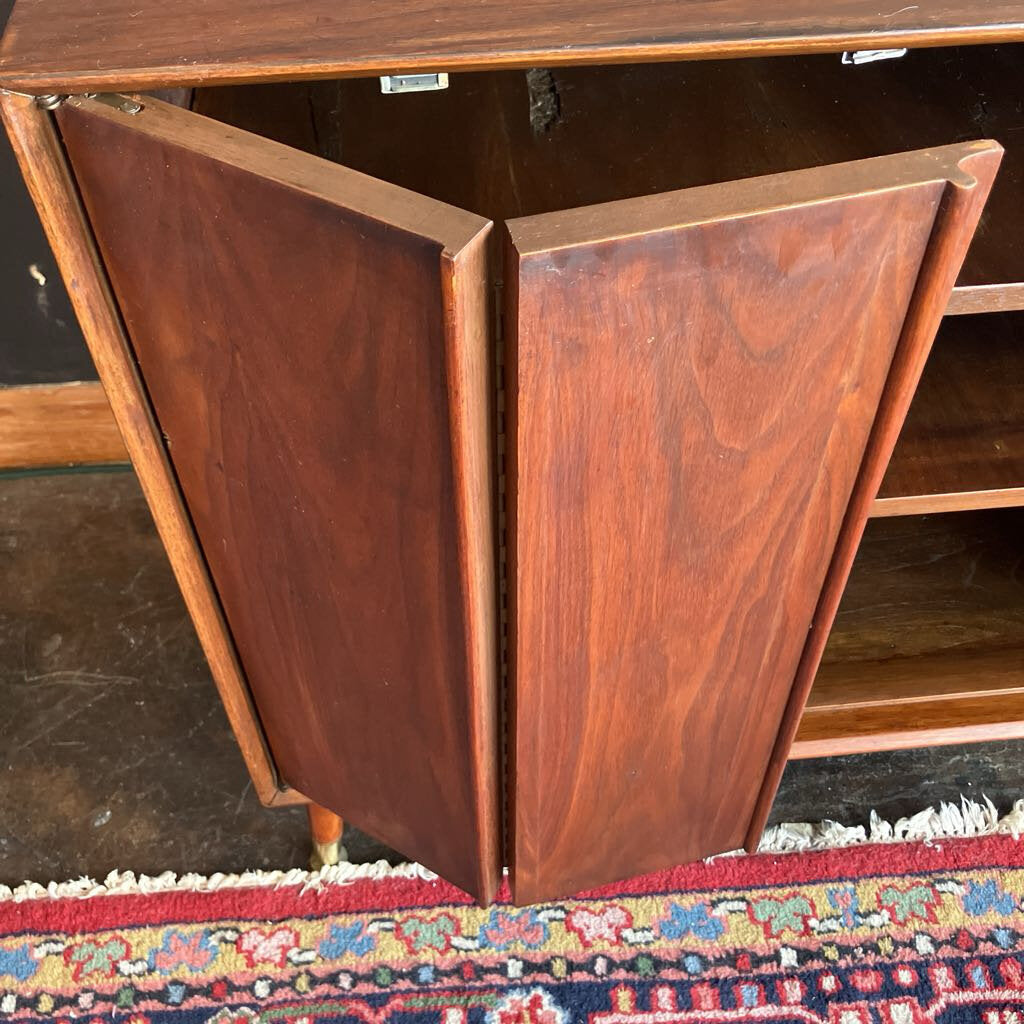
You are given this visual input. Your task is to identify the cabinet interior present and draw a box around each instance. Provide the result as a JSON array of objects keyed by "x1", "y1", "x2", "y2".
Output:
[
  {"x1": 806, "y1": 311, "x2": 1024, "y2": 756},
  {"x1": 794, "y1": 507, "x2": 1024, "y2": 758},
  {"x1": 876, "y1": 312, "x2": 1024, "y2": 516},
  {"x1": 192, "y1": 43, "x2": 1024, "y2": 309},
  {"x1": 187, "y1": 46, "x2": 1024, "y2": 762}
]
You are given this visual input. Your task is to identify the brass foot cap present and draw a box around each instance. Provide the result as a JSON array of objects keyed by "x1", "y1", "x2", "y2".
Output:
[{"x1": 310, "y1": 839, "x2": 348, "y2": 870}]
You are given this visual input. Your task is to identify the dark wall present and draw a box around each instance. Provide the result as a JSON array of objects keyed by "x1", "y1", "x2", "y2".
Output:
[{"x1": 1, "y1": 0, "x2": 97, "y2": 385}]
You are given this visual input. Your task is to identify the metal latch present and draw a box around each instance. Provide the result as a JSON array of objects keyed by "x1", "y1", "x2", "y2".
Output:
[
  {"x1": 379, "y1": 73, "x2": 449, "y2": 94},
  {"x1": 841, "y1": 48, "x2": 908, "y2": 65}
]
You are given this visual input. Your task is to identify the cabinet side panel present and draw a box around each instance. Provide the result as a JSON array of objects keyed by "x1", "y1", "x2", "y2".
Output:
[
  {"x1": 57, "y1": 98, "x2": 500, "y2": 901},
  {"x1": 509, "y1": 182, "x2": 947, "y2": 904}
]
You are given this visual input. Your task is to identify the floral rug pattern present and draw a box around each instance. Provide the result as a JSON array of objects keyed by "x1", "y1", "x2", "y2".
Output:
[{"x1": 3, "y1": 834, "x2": 1024, "y2": 1021}]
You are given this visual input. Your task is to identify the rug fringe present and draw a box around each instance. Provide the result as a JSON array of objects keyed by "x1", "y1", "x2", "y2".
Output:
[
  {"x1": 0, "y1": 858, "x2": 437, "y2": 904},
  {"x1": 2, "y1": 796, "x2": 1021, "y2": 903},
  {"x1": 756, "y1": 795, "x2": 1024, "y2": 854}
]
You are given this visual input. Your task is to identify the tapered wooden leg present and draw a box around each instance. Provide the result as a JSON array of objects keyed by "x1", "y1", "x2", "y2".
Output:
[{"x1": 307, "y1": 803, "x2": 346, "y2": 869}]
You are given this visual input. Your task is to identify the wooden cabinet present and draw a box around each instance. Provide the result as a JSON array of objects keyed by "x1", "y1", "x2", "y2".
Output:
[{"x1": 2, "y1": 3, "x2": 1022, "y2": 904}]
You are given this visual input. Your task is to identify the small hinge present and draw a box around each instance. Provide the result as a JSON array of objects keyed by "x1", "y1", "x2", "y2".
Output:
[
  {"x1": 841, "y1": 48, "x2": 908, "y2": 65},
  {"x1": 0, "y1": 90, "x2": 144, "y2": 114},
  {"x1": 379, "y1": 73, "x2": 449, "y2": 94},
  {"x1": 83, "y1": 92, "x2": 143, "y2": 114},
  {"x1": 493, "y1": 279, "x2": 504, "y2": 344},
  {"x1": 0, "y1": 89, "x2": 66, "y2": 109}
]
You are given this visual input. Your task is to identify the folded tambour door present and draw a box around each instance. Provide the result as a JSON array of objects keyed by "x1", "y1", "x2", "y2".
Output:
[
  {"x1": 57, "y1": 94, "x2": 502, "y2": 903},
  {"x1": 505, "y1": 142, "x2": 1001, "y2": 904}
]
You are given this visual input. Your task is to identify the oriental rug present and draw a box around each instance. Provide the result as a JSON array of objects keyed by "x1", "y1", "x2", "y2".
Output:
[{"x1": 3, "y1": 800, "x2": 1024, "y2": 1022}]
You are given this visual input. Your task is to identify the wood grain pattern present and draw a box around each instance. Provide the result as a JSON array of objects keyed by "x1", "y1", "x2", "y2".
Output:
[
  {"x1": 2, "y1": 0, "x2": 1024, "y2": 92},
  {"x1": 506, "y1": 142, "x2": 1000, "y2": 905},
  {"x1": 194, "y1": 47, "x2": 1024, "y2": 313},
  {"x1": 807, "y1": 648, "x2": 1024, "y2": 713},
  {"x1": 0, "y1": 380, "x2": 128, "y2": 469},
  {"x1": 56, "y1": 95, "x2": 501, "y2": 903},
  {"x1": 873, "y1": 313, "x2": 1024, "y2": 516},
  {"x1": 746, "y1": 142, "x2": 1000, "y2": 852},
  {"x1": 793, "y1": 509, "x2": 1024, "y2": 757},
  {"x1": 793, "y1": 690, "x2": 1024, "y2": 758},
  {"x1": 948, "y1": 284, "x2": 1024, "y2": 316},
  {"x1": 0, "y1": 91, "x2": 298, "y2": 808}
]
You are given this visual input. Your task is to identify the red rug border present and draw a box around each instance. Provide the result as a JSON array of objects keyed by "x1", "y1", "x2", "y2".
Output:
[{"x1": 2, "y1": 832, "x2": 1021, "y2": 935}]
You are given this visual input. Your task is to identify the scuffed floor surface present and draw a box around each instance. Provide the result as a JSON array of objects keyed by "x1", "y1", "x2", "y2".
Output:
[
  {"x1": 1, "y1": 468, "x2": 1023, "y2": 886},
  {"x1": 0, "y1": 469, "x2": 396, "y2": 885}
]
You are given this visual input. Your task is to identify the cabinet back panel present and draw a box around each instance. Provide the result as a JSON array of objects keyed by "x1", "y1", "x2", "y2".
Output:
[
  {"x1": 504, "y1": 150, "x2": 987, "y2": 903},
  {"x1": 57, "y1": 95, "x2": 501, "y2": 903}
]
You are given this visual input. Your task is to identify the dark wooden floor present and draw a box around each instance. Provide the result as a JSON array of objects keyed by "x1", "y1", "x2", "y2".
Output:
[{"x1": 1, "y1": 468, "x2": 1022, "y2": 887}]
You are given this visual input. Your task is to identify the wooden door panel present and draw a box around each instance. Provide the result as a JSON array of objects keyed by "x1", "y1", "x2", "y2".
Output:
[
  {"x1": 57, "y1": 95, "x2": 501, "y2": 903},
  {"x1": 506, "y1": 143, "x2": 1001, "y2": 904}
]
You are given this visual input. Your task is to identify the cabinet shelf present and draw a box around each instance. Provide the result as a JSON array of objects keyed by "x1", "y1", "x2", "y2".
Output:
[
  {"x1": 873, "y1": 313, "x2": 1024, "y2": 517},
  {"x1": 792, "y1": 509, "x2": 1024, "y2": 758},
  {"x1": 194, "y1": 44, "x2": 1024, "y2": 312}
]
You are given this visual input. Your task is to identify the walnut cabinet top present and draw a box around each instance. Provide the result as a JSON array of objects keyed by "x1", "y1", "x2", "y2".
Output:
[{"x1": 2, "y1": 0, "x2": 1024, "y2": 93}]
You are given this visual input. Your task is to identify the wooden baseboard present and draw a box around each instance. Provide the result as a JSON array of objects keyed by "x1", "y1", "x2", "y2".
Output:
[{"x1": 0, "y1": 380, "x2": 129, "y2": 470}]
